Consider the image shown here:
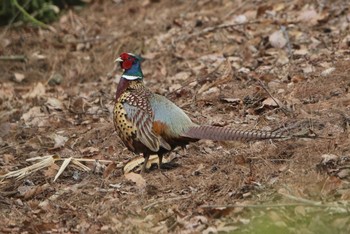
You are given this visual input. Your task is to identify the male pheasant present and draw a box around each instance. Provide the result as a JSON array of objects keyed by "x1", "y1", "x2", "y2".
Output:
[{"x1": 114, "y1": 52, "x2": 286, "y2": 172}]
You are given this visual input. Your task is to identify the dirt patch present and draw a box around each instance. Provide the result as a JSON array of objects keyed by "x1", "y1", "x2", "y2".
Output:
[{"x1": 1, "y1": 0, "x2": 350, "y2": 233}]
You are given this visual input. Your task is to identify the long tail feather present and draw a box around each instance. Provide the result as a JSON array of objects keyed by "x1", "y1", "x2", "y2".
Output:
[{"x1": 182, "y1": 125, "x2": 286, "y2": 141}]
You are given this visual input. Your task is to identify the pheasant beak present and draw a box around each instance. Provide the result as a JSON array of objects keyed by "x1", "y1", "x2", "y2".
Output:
[{"x1": 115, "y1": 57, "x2": 123, "y2": 62}]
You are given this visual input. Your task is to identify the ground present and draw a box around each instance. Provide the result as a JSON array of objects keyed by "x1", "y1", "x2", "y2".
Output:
[{"x1": 1, "y1": 0, "x2": 350, "y2": 233}]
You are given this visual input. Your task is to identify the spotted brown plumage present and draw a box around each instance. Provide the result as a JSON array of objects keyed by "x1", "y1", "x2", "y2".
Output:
[{"x1": 114, "y1": 52, "x2": 288, "y2": 173}]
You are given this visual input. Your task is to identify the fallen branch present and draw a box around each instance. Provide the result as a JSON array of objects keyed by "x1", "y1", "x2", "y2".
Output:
[
  {"x1": 182, "y1": 20, "x2": 261, "y2": 41},
  {"x1": 0, "y1": 55, "x2": 27, "y2": 62},
  {"x1": 278, "y1": 190, "x2": 322, "y2": 206}
]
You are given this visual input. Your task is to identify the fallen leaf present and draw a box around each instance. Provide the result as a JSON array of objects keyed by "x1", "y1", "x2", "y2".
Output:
[
  {"x1": 337, "y1": 169, "x2": 350, "y2": 179},
  {"x1": 269, "y1": 30, "x2": 287, "y2": 49},
  {"x1": 21, "y1": 106, "x2": 46, "y2": 126},
  {"x1": 262, "y1": 97, "x2": 281, "y2": 107},
  {"x1": 52, "y1": 134, "x2": 68, "y2": 148},
  {"x1": 24, "y1": 82, "x2": 46, "y2": 99},
  {"x1": 220, "y1": 97, "x2": 241, "y2": 105},
  {"x1": 13, "y1": 73, "x2": 25, "y2": 82},
  {"x1": 234, "y1": 14, "x2": 247, "y2": 24},
  {"x1": 0, "y1": 122, "x2": 11, "y2": 137},
  {"x1": 103, "y1": 162, "x2": 117, "y2": 178},
  {"x1": 321, "y1": 154, "x2": 339, "y2": 164},
  {"x1": 124, "y1": 155, "x2": 159, "y2": 173},
  {"x1": 291, "y1": 75, "x2": 306, "y2": 83},
  {"x1": 298, "y1": 9, "x2": 321, "y2": 26},
  {"x1": 302, "y1": 64, "x2": 314, "y2": 74},
  {"x1": 46, "y1": 97, "x2": 64, "y2": 111},
  {"x1": 81, "y1": 147, "x2": 100, "y2": 156},
  {"x1": 31, "y1": 51, "x2": 47, "y2": 60},
  {"x1": 125, "y1": 172, "x2": 146, "y2": 188},
  {"x1": 93, "y1": 160, "x2": 106, "y2": 174},
  {"x1": 294, "y1": 206, "x2": 306, "y2": 216},
  {"x1": 23, "y1": 184, "x2": 50, "y2": 200},
  {"x1": 44, "y1": 163, "x2": 60, "y2": 178},
  {"x1": 0, "y1": 83, "x2": 14, "y2": 100},
  {"x1": 321, "y1": 67, "x2": 335, "y2": 77},
  {"x1": 170, "y1": 71, "x2": 191, "y2": 81},
  {"x1": 2, "y1": 154, "x2": 15, "y2": 164}
]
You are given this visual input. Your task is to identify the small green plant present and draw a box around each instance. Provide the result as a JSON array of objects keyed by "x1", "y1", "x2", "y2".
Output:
[{"x1": 0, "y1": 0, "x2": 86, "y2": 27}]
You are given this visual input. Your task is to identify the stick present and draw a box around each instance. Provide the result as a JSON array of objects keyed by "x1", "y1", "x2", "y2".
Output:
[
  {"x1": 278, "y1": 191, "x2": 323, "y2": 206},
  {"x1": 257, "y1": 79, "x2": 290, "y2": 117},
  {"x1": 184, "y1": 20, "x2": 261, "y2": 41},
  {"x1": 0, "y1": 55, "x2": 27, "y2": 62}
]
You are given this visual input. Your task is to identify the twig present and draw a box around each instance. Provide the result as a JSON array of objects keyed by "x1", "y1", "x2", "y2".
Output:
[
  {"x1": 278, "y1": 190, "x2": 322, "y2": 206},
  {"x1": 0, "y1": 55, "x2": 27, "y2": 62},
  {"x1": 257, "y1": 79, "x2": 290, "y2": 117},
  {"x1": 65, "y1": 35, "x2": 116, "y2": 44},
  {"x1": 183, "y1": 20, "x2": 261, "y2": 41},
  {"x1": 223, "y1": 0, "x2": 250, "y2": 19}
]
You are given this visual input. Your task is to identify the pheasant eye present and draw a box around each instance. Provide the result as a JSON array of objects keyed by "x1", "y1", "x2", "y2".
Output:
[{"x1": 120, "y1": 53, "x2": 129, "y2": 60}]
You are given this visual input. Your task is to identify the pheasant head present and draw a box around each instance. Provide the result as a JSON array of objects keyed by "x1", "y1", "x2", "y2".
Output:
[
  {"x1": 114, "y1": 52, "x2": 145, "y2": 99},
  {"x1": 115, "y1": 52, "x2": 144, "y2": 80}
]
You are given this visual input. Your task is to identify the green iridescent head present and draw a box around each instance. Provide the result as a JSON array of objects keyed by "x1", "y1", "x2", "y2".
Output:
[{"x1": 115, "y1": 52, "x2": 144, "y2": 80}]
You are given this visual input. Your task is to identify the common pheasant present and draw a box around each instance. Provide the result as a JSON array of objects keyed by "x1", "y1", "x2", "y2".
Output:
[{"x1": 114, "y1": 52, "x2": 287, "y2": 172}]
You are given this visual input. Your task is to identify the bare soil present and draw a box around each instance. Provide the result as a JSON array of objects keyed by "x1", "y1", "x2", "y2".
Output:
[{"x1": 1, "y1": 0, "x2": 350, "y2": 233}]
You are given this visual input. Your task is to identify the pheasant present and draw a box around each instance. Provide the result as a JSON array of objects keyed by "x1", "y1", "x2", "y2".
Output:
[{"x1": 114, "y1": 52, "x2": 287, "y2": 172}]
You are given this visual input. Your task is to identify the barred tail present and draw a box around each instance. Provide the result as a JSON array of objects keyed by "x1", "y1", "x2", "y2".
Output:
[{"x1": 181, "y1": 125, "x2": 286, "y2": 141}]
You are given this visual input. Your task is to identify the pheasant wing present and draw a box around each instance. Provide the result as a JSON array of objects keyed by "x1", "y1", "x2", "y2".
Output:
[{"x1": 123, "y1": 103, "x2": 170, "y2": 152}]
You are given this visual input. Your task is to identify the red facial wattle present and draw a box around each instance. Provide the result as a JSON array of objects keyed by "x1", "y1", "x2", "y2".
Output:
[
  {"x1": 118, "y1": 53, "x2": 135, "y2": 70},
  {"x1": 120, "y1": 53, "x2": 129, "y2": 60},
  {"x1": 122, "y1": 60, "x2": 133, "y2": 70}
]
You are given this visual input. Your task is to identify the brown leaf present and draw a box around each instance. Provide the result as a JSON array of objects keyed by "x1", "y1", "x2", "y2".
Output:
[
  {"x1": 124, "y1": 172, "x2": 146, "y2": 188},
  {"x1": 51, "y1": 134, "x2": 68, "y2": 148},
  {"x1": 44, "y1": 163, "x2": 60, "y2": 178},
  {"x1": 46, "y1": 98, "x2": 64, "y2": 111},
  {"x1": 0, "y1": 83, "x2": 14, "y2": 100},
  {"x1": 0, "y1": 122, "x2": 12, "y2": 138},
  {"x1": 25, "y1": 184, "x2": 50, "y2": 200},
  {"x1": 21, "y1": 106, "x2": 46, "y2": 126},
  {"x1": 103, "y1": 162, "x2": 117, "y2": 178},
  {"x1": 262, "y1": 97, "x2": 281, "y2": 107},
  {"x1": 24, "y1": 82, "x2": 46, "y2": 99},
  {"x1": 220, "y1": 97, "x2": 241, "y2": 105},
  {"x1": 2, "y1": 154, "x2": 15, "y2": 164},
  {"x1": 269, "y1": 30, "x2": 287, "y2": 48},
  {"x1": 13, "y1": 73, "x2": 25, "y2": 83},
  {"x1": 81, "y1": 147, "x2": 100, "y2": 156}
]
